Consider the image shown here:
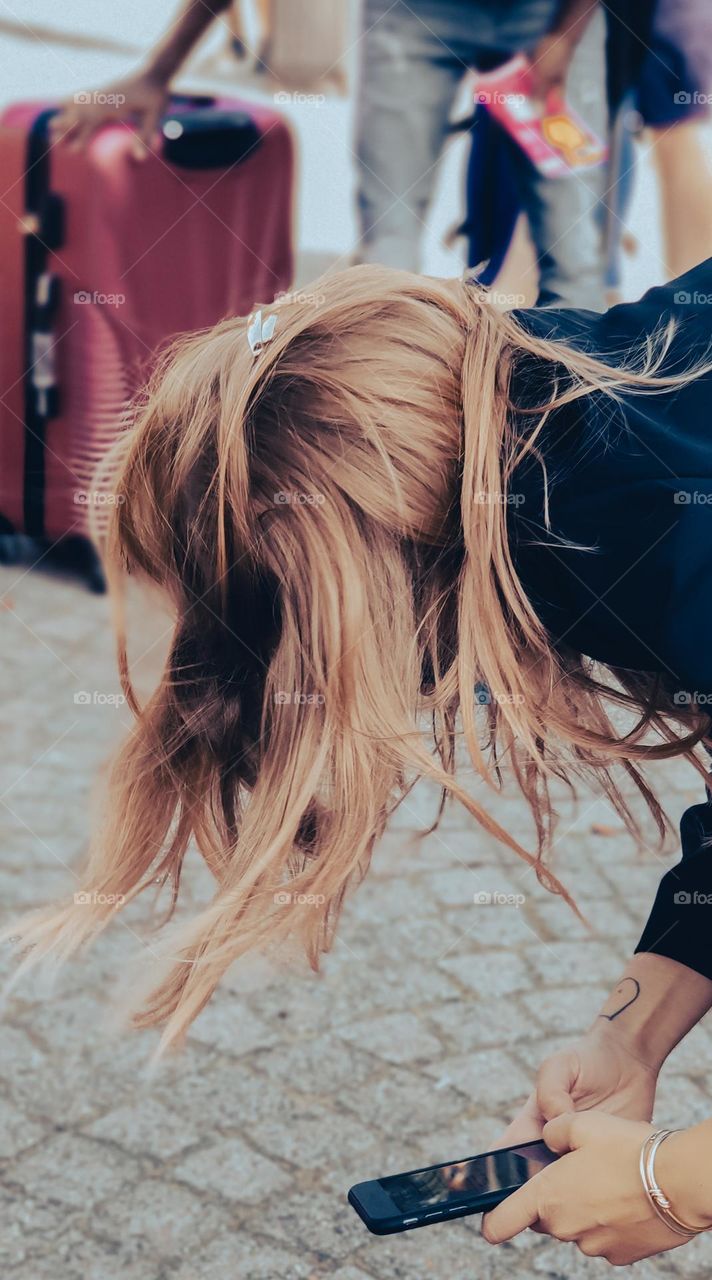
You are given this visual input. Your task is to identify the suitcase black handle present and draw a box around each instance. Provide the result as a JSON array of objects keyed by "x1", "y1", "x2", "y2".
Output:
[{"x1": 161, "y1": 108, "x2": 261, "y2": 169}]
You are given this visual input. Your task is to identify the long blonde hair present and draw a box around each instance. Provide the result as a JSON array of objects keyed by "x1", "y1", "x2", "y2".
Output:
[{"x1": 10, "y1": 265, "x2": 711, "y2": 1050}]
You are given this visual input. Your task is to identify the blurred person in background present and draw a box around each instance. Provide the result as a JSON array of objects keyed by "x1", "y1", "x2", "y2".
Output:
[
  {"x1": 226, "y1": 0, "x2": 273, "y2": 69},
  {"x1": 224, "y1": 2, "x2": 248, "y2": 64},
  {"x1": 605, "y1": 0, "x2": 712, "y2": 284},
  {"x1": 355, "y1": 0, "x2": 607, "y2": 309},
  {"x1": 51, "y1": 1, "x2": 608, "y2": 310},
  {"x1": 50, "y1": 0, "x2": 267, "y2": 156},
  {"x1": 51, "y1": 0, "x2": 237, "y2": 156}
]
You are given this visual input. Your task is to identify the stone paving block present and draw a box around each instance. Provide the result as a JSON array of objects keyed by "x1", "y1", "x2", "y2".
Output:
[
  {"x1": 95, "y1": 1175, "x2": 233, "y2": 1258},
  {"x1": 424, "y1": 866, "x2": 528, "y2": 908},
  {"x1": 387, "y1": 782, "x2": 443, "y2": 830},
  {"x1": 356, "y1": 1220, "x2": 537, "y2": 1280},
  {"x1": 665, "y1": 1231, "x2": 712, "y2": 1276},
  {"x1": 243, "y1": 1107, "x2": 385, "y2": 1180},
  {"x1": 223, "y1": 950, "x2": 290, "y2": 997},
  {"x1": 346, "y1": 877, "x2": 442, "y2": 926},
  {"x1": 597, "y1": 856, "x2": 679, "y2": 906},
  {"x1": 329, "y1": 1268, "x2": 379, "y2": 1280},
  {"x1": 86, "y1": 1096, "x2": 203, "y2": 1161},
  {"x1": 284, "y1": 955, "x2": 461, "y2": 1032},
  {"x1": 7, "y1": 1241, "x2": 164, "y2": 1280},
  {"x1": 530, "y1": 894, "x2": 640, "y2": 946},
  {"x1": 654, "y1": 1074, "x2": 712, "y2": 1129},
  {"x1": 8, "y1": 1132, "x2": 141, "y2": 1209},
  {"x1": 0, "y1": 866, "x2": 77, "y2": 910},
  {"x1": 423, "y1": 1048, "x2": 530, "y2": 1111},
  {"x1": 0, "y1": 1189, "x2": 77, "y2": 1269},
  {"x1": 23, "y1": 990, "x2": 129, "y2": 1053},
  {"x1": 438, "y1": 950, "x2": 531, "y2": 997},
  {"x1": 426, "y1": 995, "x2": 539, "y2": 1054},
  {"x1": 154, "y1": 1056, "x2": 290, "y2": 1133},
  {"x1": 188, "y1": 995, "x2": 279, "y2": 1058},
  {"x1": 255, "y1": 1034, "x2": 377, "y2": 1095},
  {"x1": 336, "y1": 1013, "x2": 443, "y2": 1066},
  {"x1": 0, "y1": 1095, "x2": 46, "y2": 1160},
  {"x1": 531, "y1": 1239, "x2": 694, "y2": 1278},
  {"x1": 522, "y1": 938, "x2": 629, "y2": 987},
  {"x1": 171, "y1": 1233, "x2": 318, "y2": 1280},
  {"x1": 409, "y1": 1113, "x2": 510, "y2": 1165},
  {"x1": 0, "y1": 821, "x2": 74, "y2": 871},
  {"x1": 440, "y1": 900, "x2": 543, "y2": 949},
  {"x1": 253, "y1": 1188, "x2": 367, "y2": 1262},
  {"x1": 0, "y1": 1024, "x2": 49, "y2": 1089},
  {"x1": 520, "y1": 984, "x2": 610, "y2": 1036},
  {"x1": 339, "y1": 912, "x2": 468, "y2": 969},
  {"x1": 432, "y1": 906, "x2": 540, "y2": 957},
  {"x1": 413, "y1": 823, "x2": 517, "y2": 867},
  {"x1": 372, "y1": 828, "x2": 464, "y2": 873},
  {"x1": 174, "y1": 1135, "x2": 291, "y2": 1203},
  {"x1": 550, "y1": 854, "x2": 613, "y2": 901},
  {"x1": 338, "y1": 1067, "x2": 469, "y2": 1144},
  {"x1": 659, "y1": 1020, "x2": 712, "y2": 1076},
  {"x1": 3, "y1": 1029, "x2": 147, "y2": 1127}
]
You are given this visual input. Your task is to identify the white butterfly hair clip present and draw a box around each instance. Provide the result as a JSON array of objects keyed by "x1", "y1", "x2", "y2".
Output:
[{"x1": 247, "y1": 309, "x2": 278, "y2": 358}]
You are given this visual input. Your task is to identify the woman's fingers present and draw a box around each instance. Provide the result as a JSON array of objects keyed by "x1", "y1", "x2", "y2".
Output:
[
  {"x1": 543, "y1": 1111, "x2": 589, "y2": 1153},
  {"x1": 495, "y1": 1091, "x2": 545, "y2": 1147},
  {"x1": 133, "y1": 108, "x2": 161, "y2": 159},
  {"x1": 68, "y1": 120, "x2": 96, "y2": 153},
  {"x1": 536, "y1": 1050, "x2": 577, "y2": 1120},
  {"x1": 482, "y1": 1180, "x2": 540, "y2": 1244}
]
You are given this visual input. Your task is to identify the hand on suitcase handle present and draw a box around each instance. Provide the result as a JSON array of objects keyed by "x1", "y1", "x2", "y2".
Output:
[{"x1": 50, "y1": 70, "x2": 169, "y2": 161}]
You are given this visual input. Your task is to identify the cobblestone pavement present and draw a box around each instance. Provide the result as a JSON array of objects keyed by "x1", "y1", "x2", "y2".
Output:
[{"x1": 3, "y1": 560, "x2": 712, "y2": 1280}]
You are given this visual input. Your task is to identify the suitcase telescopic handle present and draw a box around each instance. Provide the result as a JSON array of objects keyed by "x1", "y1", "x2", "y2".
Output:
[{"x1": 161, "y1": 109, "x2": 261, "y2": 169}]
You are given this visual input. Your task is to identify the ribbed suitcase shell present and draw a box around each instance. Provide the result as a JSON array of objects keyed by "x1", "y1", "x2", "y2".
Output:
[{"x1": 0, "y1": 97, "x2": 294, "y2": 544}]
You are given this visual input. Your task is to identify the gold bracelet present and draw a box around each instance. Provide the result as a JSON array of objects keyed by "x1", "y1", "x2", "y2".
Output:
[{"x1": 639, "y1": 1129, "x2": 707, "y2": 1238}]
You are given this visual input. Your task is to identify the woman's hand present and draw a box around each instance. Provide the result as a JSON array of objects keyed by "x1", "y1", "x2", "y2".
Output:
[
  {"x1": 500, "y1": 1020, "x2": 658, "y2": 1146},
  {"x1": 49, "y1": 71, "x2": 169, "y2": 159},
  {"x1": 502, "y1": 954, "x2": 712, "y2": 1146},
  {"x1": 483, "y1": 1113, "x2": 694, "y2": 1265}
]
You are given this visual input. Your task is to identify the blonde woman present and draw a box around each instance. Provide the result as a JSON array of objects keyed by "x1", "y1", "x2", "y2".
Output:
[{"x1": 11, "y1": 259, "x2": 712, "y2": 1263}]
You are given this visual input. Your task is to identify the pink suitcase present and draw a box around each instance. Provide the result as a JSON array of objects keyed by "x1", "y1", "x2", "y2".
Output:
[{"x1": 0, "y1": 95, "x2": 294, "y2": 587}]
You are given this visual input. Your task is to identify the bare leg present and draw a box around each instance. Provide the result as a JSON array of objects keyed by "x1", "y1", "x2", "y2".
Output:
[
  {"x1": 651, "y1": 120, "x2": 712, "y2": 277},
  {"x1": 255, "y1": 0, "x2": 272, "y2": 31},
  {"x1": 255, "y1": 0, "x2": 273, "y2": 68},
  {"x1": 490, "y1": 215, "x2": 538, "y2": 309},
  {"x1": 226, "y1": 0, "x2": 246, "y2": 58}
]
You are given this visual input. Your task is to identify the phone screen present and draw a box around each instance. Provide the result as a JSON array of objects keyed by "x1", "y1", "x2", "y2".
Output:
[{"x1": 378, "y1": 1141, "x2": 554, "y2": 1214}]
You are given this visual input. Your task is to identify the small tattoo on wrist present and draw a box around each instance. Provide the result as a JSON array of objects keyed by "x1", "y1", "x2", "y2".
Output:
[{"x1": 599, "y1": 976, "x2": 641, "y2": 1021}]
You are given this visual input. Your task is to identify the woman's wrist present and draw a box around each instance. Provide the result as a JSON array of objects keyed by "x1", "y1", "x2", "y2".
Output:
[
  {"x1": 654, "y1": 1125, "x2": 712, "y2": 1232},
  {"x1": 583, "y1": 1016, "x2": 663, "y2": 1076},
  {"x1": 587, "y1": 953, "x2": 712, "y2": 1074}
]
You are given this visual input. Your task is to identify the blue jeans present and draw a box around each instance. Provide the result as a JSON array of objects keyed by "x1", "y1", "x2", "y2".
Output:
[{"x1": 355, "y1": 0, "x2": 607, "y2": 310}]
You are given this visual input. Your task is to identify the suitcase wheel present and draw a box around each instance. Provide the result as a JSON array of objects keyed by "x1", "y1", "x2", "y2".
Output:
[{"x1": 0, "y1": 534, "x2": 29, "y2": 566}]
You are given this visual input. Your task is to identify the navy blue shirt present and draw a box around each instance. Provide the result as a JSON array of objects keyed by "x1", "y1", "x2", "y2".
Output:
[{"x1": 511, "y1": 259, "x2": 712, "y2": 979}]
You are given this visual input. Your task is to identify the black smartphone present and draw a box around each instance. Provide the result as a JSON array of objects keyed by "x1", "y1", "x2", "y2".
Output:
[{"x1": 348, "y1": 1139, "x2": 555, "y2": 1235}]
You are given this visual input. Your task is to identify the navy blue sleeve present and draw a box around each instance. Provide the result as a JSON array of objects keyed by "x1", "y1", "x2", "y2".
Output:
[
  {"x1": 512, "y1": 262, "x2": 712, "y2": 978},
  {"x1": 635, "y1": 797, "x2": 712, "y2": 980}
]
